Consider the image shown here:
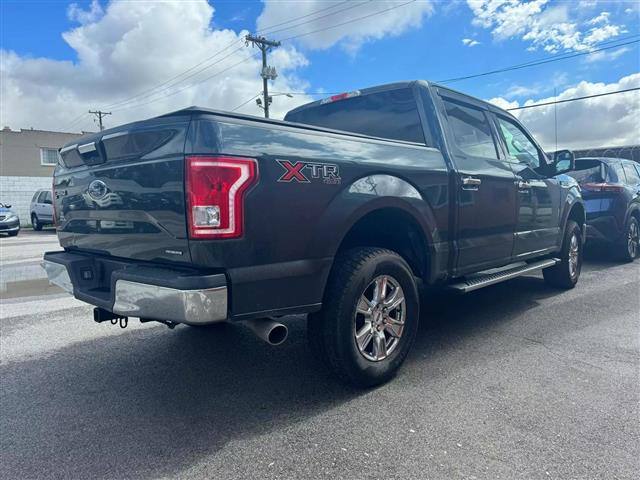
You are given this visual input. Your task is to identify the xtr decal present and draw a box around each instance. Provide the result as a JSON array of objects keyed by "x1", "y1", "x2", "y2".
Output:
[{"x1": 277, "y1": 160, "x2": 341, "y2": 185}]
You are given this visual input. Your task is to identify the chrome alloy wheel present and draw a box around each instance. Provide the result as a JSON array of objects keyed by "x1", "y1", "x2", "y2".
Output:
[
  {"x1": 354, "y1": 275, "x2": 406, "y2": 362},
  {"x1": 568, "y1": 233, "x2": 580, "y2": 278},
  {"x1": 628, "y1": 221, "x2": 639, "y2": 258}
]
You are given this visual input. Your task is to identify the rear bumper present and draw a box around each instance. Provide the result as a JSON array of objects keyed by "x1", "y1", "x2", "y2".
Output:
[{"x1": 42, "y1": 251, "x2": 227, "y2": 325}]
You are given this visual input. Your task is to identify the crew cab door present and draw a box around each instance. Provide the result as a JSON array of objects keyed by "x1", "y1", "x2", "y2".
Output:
[
  {"x1": 492, "y1": 114, "x2": 561, "y2": 256},
  {"x1": 437, "y1": 93, "x2": 517, "y2": 274}
]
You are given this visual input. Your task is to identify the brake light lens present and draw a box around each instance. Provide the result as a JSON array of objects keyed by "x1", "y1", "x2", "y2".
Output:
[
  {"x1": 52, "y1": 180, "x2": 57, "y2": 227},
  {"x1": 581, "y1": 182, "x2": 625, "y2": 193},
  {"x1": 186, "y1": 156, "x2": 257, "y2": 239},
  {"x1": 320, "y1": 90, "x2": 360, "y2": 105}
]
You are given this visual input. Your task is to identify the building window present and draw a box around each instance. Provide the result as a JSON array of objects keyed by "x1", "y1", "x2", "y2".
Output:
[{"x1": 40, "y1": 147, "x2": 59, "y2": 166}]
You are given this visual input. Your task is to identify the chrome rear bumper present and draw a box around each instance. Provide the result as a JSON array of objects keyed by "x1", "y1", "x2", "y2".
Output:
[{"x1": 42, "y1": 257, "x2": 228, "y2": 325}]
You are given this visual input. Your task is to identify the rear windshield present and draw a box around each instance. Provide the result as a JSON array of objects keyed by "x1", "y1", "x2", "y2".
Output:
[
  {"x1": 567, "y1": 160, "x2": 604, "y2": 184},
  {"x1": 285, "y1": 88, "x2": 426, "y2": 144}
]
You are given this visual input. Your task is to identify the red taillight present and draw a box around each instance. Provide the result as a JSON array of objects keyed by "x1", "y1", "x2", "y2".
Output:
[
  {"x1": 581, "y1": 182, "x2": 625, "y2": 193},
  {"x1": 185, "y1": 156, "x2": 257, "y2": 239},
  {"x1": 52, "y1": 180, "x2": 57, "y2": 227},
  {"x1": 320, "y1": 90, "x2": 361, "y2": 105}
]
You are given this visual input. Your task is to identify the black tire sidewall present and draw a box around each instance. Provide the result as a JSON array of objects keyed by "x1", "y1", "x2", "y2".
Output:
[
  {"x1": 32, "y1": 214, "x2": 41, "y2": 231},
  {"x1": 563, "y1": 221, "x2": 582, "y2": 286},
  {"x1": 621, "y1": 217, "x2": 639, "y2": 261},
  {"x1": 334, "y1": 251, "x2": 419, "y2": 386}
]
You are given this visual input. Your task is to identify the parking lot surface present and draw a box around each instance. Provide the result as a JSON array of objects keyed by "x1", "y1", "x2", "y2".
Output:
[{"x1": 1, "y1": 230, "x2": 639, "y2": 479}]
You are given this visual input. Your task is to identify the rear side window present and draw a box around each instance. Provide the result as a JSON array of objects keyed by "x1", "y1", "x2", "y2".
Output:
[
  {"x1": 37, "y1": 191, "x2": 47, "y2": 203},
  {"x1": 606, "y1": 162, "x2": 626, "y2": 183},
  {"x1": 622, "y1": 162, "x2": 640, "y2": 184},
  {"x1": 442, "y1": 99, "x2": 498, "y2": 159},
  {"x1": 284, "y1": 88, "x2": 426, "y2": 144},
  {"x1": 32, "y1": 191, "x2": 41, "y2": 203}
]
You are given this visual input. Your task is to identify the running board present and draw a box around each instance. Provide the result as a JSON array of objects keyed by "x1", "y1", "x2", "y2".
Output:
[{"x1": 448, "y1": 258, "x2": 560, "y2": 293}]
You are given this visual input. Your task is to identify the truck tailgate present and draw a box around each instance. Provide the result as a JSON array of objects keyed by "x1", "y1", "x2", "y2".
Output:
[{"x1": 54, "y1": 115, "x2": 192, "y2": 264}]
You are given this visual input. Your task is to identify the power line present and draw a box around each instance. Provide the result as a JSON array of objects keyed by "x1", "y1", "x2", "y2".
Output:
[
  {"x1": 257, "y1": 1, "x2": 351, "y2": 34},
  {"x1": 261, "y1": 1, "x2": 372, "y2": 37},
  {"x1": 279, "y1": 0, "x2": 418, "y2": 42},
  {"x1": 107, "y1": 2, "x2": 408, "y2": 114},
  {"x1": 231, "y1": 93, "x2": 262, "y2": 112},
  {"x1": 110, "y1": 54, "x2": 259, "y2": 113},
  {"x1": 100, "y1": 1, "x2": 360, "y2": 111},
  {"x1": 440, "y1": 36, "x2": 640, "y2": 83},
  {"x1": 506, "y1": 87, "x2": 640, "y2": 111}
]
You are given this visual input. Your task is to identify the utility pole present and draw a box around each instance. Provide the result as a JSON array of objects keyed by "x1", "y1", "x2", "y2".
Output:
[
  {"x1": 245, "y1": 34, "x2": 281, "y2": 118},
  {"x1": 89, "y1": 110, "x2": 112, "y2": 131}
]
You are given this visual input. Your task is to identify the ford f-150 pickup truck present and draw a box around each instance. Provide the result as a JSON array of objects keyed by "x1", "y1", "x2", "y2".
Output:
[{"x1": 43, "y1": 81, "x2": 585, "y2": 387}]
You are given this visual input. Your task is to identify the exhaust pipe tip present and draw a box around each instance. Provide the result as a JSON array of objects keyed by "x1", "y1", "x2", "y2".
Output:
[
  {"x1": 267, "y1": 323, "x2": 288, "y2": 346},
  {"x1": 242, "y1": 319, "x2": 288, "y2": 346}
]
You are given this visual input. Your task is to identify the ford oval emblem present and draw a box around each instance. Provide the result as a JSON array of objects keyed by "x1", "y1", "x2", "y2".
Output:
[{"x1": 87, "y1": 180, "x2": 108, "y2": 200}]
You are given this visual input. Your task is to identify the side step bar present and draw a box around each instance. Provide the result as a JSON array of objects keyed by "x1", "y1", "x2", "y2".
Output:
[{"x1": 448, "y1": 258, "x2": 560, "y2": 293}]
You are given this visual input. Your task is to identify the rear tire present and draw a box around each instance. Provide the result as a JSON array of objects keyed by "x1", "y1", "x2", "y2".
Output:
[
  {"x1": 308, "y1": 247, "x2": 419, "y2": 388},
  {"x1": 617, "y1": 216, "x2": 639, "y2": 263},
  {"x1": 543, "y1": 220, "x2": 582, "y2": 289},
  {"x1": 31, "y1": 214, "x2": 42, "y2": 231}
]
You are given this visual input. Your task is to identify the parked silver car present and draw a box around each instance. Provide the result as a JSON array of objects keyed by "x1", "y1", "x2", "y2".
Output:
[
  {"x1": 0, "y1": 202, "x2": 20, "y2": 236},
  {"x1": 30, "y1": 189, "x2": 54, "y2": 231}
]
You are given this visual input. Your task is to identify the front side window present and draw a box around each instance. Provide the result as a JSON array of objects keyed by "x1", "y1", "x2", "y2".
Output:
[
  {"x1": 40, "y1": 148, "x2": 59, "y2": 166},
  {"x1": 496, "y1": 117, "x2": 542, "y2": 169},
  {"x1": 622, "y1": 162, "x2": 640, "y2": 185},
  {"x1": 442, "y1": 99, "x2": 498, "y2": 159}
]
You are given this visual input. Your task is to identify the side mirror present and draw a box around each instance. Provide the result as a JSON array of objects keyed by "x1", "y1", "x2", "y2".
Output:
[{"x1": 552, "y1": 149, "x2": 575, "y2": 175}]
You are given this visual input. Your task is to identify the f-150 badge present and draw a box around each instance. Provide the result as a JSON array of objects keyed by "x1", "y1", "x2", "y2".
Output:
[{"x1": 277, "y1": 160, "x2": 341, "y2": 185}]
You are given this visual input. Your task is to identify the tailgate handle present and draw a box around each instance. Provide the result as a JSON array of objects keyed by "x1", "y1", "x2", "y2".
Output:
[{"x1": 78, "y1": 142, "x2": 97, "y2": 155}]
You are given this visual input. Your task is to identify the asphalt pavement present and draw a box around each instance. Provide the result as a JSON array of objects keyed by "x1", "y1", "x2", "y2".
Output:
[{"x1": 1, "y1": 229, "x2": 639, "y2": 479}]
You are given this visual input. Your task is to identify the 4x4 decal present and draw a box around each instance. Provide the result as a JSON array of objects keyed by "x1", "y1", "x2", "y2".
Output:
[{"x1": 277, "y1": 160, "x2": 341, "y2": 185}]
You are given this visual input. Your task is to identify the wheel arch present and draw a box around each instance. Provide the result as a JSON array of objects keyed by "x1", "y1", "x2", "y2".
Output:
[{"x1": 308, "y1": 174, "x2": 442, "y2": 284}]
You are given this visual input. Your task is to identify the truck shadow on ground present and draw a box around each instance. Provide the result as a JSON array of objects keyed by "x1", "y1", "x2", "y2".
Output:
[{"x1": 0, "y1": 257, "x2": 629, "y2": 479}]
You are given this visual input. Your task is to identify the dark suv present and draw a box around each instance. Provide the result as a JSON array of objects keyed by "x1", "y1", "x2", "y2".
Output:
[{"x1": 567, "y1": 157, "x2": 640, "y2": 261}]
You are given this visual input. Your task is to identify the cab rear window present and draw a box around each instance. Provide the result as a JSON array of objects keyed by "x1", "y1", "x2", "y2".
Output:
[{"x1": 285, "y1": 88, "x2": 426, "y2": 145}]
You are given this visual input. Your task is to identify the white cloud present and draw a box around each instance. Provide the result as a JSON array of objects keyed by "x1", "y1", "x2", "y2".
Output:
[
  {"x1": 466, "y1": 0, "x2": 627, "y2": 53},
  {"x1": 1, "y1": 0, "x2": 312, "y2": 132},
  {"x1": 256, "y1": 0, "x2": 434, "y2": 53},
  {"x1": 67, "y1": 0, "x2": 103, "y2": 25},
  {"x1": 489, "y1": 73, "x2": 640, "y2": 150},
  {"x1": 462, "y1": 38, "x2": 481, "y2": 47}
]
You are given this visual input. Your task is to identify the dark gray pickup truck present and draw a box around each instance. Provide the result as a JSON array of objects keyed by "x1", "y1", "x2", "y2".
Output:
[{"x1": 43, "y1": 81, "x2": 585, "y2": 386}]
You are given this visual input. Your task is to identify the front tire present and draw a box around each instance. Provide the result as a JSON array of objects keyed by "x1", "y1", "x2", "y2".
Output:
[
  {"x1": 308, "y1": 247, "x2": 419, "y2": 388},
  {"x1": 543, "y1": 220, "x2": 583, "y2": 289},
  {"x1": 618, "y1": 216, "x2": 639, "y2": 262},
  {"x1": 31, "y1": 214, "x2": 42, "y2": 231}
]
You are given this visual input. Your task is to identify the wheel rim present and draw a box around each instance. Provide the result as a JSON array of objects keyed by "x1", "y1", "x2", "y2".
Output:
[
  {"x1": 32, "y1": 215, "x2": 38, "y2": 228},
  {"x1": 354, "y1": 275, "x2": 406, "y2": 362},
  {"x1": 628, "y1": 221, "x2": 639, "y2": 258},
  {"x1": 568, "y1": 233, "x2": 580, "y2": 278}
]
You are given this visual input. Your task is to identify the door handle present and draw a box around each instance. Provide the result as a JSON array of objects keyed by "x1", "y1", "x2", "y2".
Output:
[
  {"x1": 517, "y1": 180, "x2": 530, "y2": 191},
  {"x1": 461, "y1": 177, "x2": 482, "y2": 190}
]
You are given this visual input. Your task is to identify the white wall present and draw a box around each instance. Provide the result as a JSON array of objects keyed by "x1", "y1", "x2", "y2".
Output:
[{"x1": 0, "y1": 176, "x2": 53, "y2": 226}]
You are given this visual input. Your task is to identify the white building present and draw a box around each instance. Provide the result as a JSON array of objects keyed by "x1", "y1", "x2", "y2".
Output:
[{"x1": 0, "y1": 127, "x2": 85, "y2": 224}]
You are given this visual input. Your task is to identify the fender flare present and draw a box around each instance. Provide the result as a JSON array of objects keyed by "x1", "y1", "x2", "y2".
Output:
[
  {"x1": 307, "y1": 174, "x2": 442, "y2": 277},
  {"x1": 560, "y1": 185, "x2": 585, "y2": 236}
]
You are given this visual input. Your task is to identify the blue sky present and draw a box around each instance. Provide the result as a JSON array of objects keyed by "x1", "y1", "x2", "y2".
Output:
[{"x1": 1, "y1": 1, "x2": 639, "y2": 148}]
